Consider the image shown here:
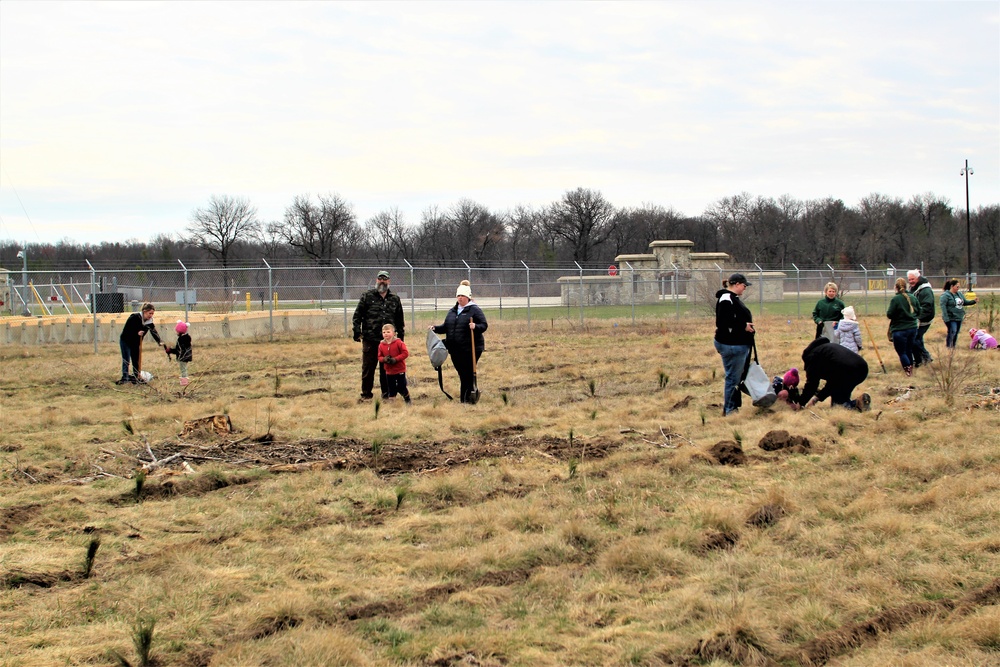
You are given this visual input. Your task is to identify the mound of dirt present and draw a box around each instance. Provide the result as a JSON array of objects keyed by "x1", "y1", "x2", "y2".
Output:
[
  {"x1": 707, "y1": 440, "x2": 746, "y2": 465},
  {"x1": 758, "y1": 430, "x2": 811, "y2": 452}
]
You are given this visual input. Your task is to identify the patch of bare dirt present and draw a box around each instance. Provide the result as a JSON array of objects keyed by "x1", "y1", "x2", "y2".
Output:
[
  {"x1": 757, "y1": 430, "x2": 811, "y2": 453},
  {"x1": 707, "y1": 440, "x2": 746, "y2": 465},
  {"x1": 1, "y1": 568, "x2": 78, "y2": 589},
  {"x1": 698, "y1": 528, "x2": 740, "y2": 553},
  {"x1": 746, "y1": 504, "x2": 785, "y2": 528},
  {"x1": 0, "y1": 503, "x2": 41, "y2": 537},
  {"x1": 670, "y1": 395, "x2": 695, "y2": 411}
]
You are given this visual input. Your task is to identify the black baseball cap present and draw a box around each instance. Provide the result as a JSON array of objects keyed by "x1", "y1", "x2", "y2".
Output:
[{"x1": 728, "y1": 273, "x2": 752, "y2": 286}]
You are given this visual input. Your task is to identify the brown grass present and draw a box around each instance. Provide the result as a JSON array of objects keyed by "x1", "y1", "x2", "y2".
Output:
[{"x1": 1, "y1": 313, "x2": 998, "y2": 666}]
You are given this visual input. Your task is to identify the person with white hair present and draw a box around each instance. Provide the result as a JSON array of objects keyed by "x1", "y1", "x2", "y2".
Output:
[{"x1": 906, "y1": 269, "x2": 935, "y2": 367}]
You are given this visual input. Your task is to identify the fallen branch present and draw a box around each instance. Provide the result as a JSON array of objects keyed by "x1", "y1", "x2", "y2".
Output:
[{"x1": 140, "y1": 452, "x2": 184, "y2": 472}]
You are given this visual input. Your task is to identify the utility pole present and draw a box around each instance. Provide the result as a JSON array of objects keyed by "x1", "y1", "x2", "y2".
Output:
[{"x1": 960, "y1": 159, "x2": 974, "y2": 285}]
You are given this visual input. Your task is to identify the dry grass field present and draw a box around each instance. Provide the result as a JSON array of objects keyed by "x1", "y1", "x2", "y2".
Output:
[{"x1": 1, "y1": 313, "x2": 998, "y2": 667}]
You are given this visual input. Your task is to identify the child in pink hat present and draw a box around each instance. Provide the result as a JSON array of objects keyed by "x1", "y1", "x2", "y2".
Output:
[
  {"x1": 771, "y1": 368, "x2": 801, "y2": 405},
  {"x1": 969, "y1": 328, "x2": 997, "y2": 350},
  {"x1": 164, "y1": 321, "x2": 193, "y2": 386}
]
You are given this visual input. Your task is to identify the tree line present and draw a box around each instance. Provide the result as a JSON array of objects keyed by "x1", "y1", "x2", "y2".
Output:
[{"x1": 4, "y1": 188, "x2": 999, "y2": 274}]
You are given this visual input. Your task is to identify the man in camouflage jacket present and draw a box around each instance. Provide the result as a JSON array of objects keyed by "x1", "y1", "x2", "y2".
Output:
[{"x1": 352, "y1": 270, "x2": 405, "y2": 399}]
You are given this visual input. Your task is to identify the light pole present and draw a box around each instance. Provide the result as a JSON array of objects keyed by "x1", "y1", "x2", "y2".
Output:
[
  {"x1": 16, "y1": 248, "x2": 29, "y2": 317},
  {"x1": 960, "y1": 159, "x2": 974, "y2": 285}
]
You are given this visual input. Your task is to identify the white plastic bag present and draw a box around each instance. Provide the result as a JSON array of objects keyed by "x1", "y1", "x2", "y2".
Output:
[
  {"x1": 740, "y1": 342, "x2": 777, "y2": 408},
  {"x1": 743, "y1": 361, "x2": 776, "y2": 407}
]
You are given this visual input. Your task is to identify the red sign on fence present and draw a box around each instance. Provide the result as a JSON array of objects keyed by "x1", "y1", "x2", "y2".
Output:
[{"x1": 608, "y1": 265, "x2": 618, "y2": 276}]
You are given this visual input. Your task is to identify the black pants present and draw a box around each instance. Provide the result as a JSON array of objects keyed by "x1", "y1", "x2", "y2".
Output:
[
  {"x1": 913, "y1": 323, "x2": 932, "y2": 365},
  {"x1": 385, "y1": 373, "x2": 410, "y2": 400},
  {"x1": 360, "y1": 339, "x2": 388, "y2": 398},
  {"x1": 450, "y1": 346, "x2": 482, "y2": 403}
]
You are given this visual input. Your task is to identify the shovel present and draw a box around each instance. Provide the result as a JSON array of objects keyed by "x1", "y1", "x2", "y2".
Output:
[
  {"x1": 862, "y1": 319, "x2": 888, "y2": 375},
  {"x1": 468, "y1": 322, "x2": 481, "y2": 404},
  {"x1": 137, "y1": 330, "x2": 144, "y2": 380}
]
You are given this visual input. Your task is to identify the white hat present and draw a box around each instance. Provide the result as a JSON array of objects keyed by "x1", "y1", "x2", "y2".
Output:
[
  {"x1": 456, "y1": 283, "x2": 472, "y2": 298},
  {"x1": 842, "y1": 306, "x2": 856, "y2": 321}
]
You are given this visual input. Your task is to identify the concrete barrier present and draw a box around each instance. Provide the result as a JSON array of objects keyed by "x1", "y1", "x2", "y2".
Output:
[{"x1": 0, "y1": 310, "x2": 339, "y2": 347}]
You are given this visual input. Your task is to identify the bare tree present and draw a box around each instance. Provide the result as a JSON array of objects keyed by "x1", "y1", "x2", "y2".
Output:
[
  {"x1": 502, "y1": 205, "x2": 545, "y2": 261},
  {"x1": 545, "y1": 188, "x2": 617, "y2": 263},
  {"x1": 446, "y1": 199, "x2": 505, "y2": 261},
  {"x1": 795, "y1": 197, "x2": 854, "y2": 266},
  {"x1": 856, "y1": 193, "x2": 907, "y2": 265},
  {"x1": 611, "y1": 204, "x2": 687, "y2": 257},
  {"x1": 275, "y1": 194, "x2": 360, "y2": 264},
  {"x1": 704, "y1": 193, "x2": 753, "y2": 261},
  {"x1": 364, "y1": 207, "x2": 414, "y2": 262},
  {"x1": 972, "y1": 204, "x2": 1000, "y2": 276},
  {"x1": 186, "y1": 195, "x2": 260, "y2": 268},
  {"x1": 413, "y1": 206, "x2": 451, "y2": 263}
]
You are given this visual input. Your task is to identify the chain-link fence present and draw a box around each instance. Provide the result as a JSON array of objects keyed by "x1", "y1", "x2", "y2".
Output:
[{"x1": 2, "y1": 260, "x2": 998, "y2": 341}]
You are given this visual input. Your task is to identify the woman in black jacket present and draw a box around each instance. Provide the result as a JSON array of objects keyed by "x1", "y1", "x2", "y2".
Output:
[
  {"x1": 713, "y1": 274, "x2": 755, "y2": 416},
  {"x1": 430, "y1": 280, "x2": 488, "y2": 403},
  {"x1": 117, "y1": 302, "x2": 162, "y2": 384}
]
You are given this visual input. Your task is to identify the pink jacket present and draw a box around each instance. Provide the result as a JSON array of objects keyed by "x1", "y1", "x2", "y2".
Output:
[{"x1": 970, "y1": 329, "x2": 998, "y2": 350}]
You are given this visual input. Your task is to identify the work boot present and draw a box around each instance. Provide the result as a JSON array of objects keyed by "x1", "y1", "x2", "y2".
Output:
[{"x1": 856, "y1": 393, "x2": 871, "y2": 412}]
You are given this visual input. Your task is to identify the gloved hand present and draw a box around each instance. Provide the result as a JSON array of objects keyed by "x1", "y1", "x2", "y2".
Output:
[
  {"x1": 384, "y1": 356, "x2": 395, "y2": 365},
  {"x1": 353, "y1": 333, "x2": 361, "y2": 342}
]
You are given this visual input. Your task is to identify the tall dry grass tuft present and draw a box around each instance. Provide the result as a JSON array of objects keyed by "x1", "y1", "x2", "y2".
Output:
[
  {"x1": 111, "y1": 615, "x2": 156, "y2": 667},
  {"x1": 925, "y1": 345, "x2": 982, "y2": 405}
]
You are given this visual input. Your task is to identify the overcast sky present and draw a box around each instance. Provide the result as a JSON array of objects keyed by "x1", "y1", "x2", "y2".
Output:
[{"x1": 1, "y1": 0, "x2": 997, "y2": 246}]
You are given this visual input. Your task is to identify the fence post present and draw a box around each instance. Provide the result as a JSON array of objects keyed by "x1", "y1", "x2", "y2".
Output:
[
  {"x1": 887, "y1": 264, "x2": 896, "y2": 308},
  {"x1": 624, "y1": 261, "x2": 635, "y2": 325},
  {"x1": 860, "y1": 265, "x2": 869, "y2": 317},
  {"x1": 86, "y1": 259, "x2": 97, "y2": 354},
  {"x1": 404, "y1": 259, "x2": 415, "y2": 334},
  {"x1": 521, "y1": 261, "x2": 531, "y2": 331},
  {"x1": 671, "y1": 262, "x2": 680, "y2": 320},
  {"x1": 337, "y1": 259, "x2": 348, "y2": 336},
  {"x1": 575, "y1": 261, "x2": 584, "y2": 325},
  {"x1": 791, "y1": 264, "x2": 800, "y2": 318},
  {"x1": 755, "y1": 263, "x2": 764, "y2": 315},
  {"x1": 178, "y1": 260, "x2": 190, "y2": 322},
  {"x1": 263, "y1": 259, "x2": 273, "y2": 342}
]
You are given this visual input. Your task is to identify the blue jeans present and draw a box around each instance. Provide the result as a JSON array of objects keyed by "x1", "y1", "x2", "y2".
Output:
[
  {"x1": 120, "y1": 338, "x2": 139, "y2": 380},
  {"x1": 891, "y1": 328, "x2": 918, "y2": 368},
  {"x1": 714, "y1": 340, "x2": 750, "y2": 415},
  {"x1": 945, "y1": 320, "x2": 962, "y2": 348}
]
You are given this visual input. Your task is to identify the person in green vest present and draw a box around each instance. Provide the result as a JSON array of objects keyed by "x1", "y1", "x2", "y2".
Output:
[{"x1": 812, "y1": 282, "x2": 845, "y2": 339}]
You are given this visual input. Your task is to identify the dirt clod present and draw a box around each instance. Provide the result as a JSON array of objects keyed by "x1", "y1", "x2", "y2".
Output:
[
  {"x1": 707, "y1": 440, "x2": 746, "y2": 465},
  {"x1": 758, "y1": 430, "x2": 810, "y2": 452}
]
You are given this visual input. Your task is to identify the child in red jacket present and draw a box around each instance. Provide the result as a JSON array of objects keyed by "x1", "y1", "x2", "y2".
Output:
[{"x1": 378, "y1": 323, "x2": 411, "y2": 403}]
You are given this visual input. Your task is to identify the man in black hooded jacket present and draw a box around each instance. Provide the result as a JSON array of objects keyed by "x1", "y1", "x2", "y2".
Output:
[{"x1": 797, "y1": 337, "x2": 871, "y2": 411}]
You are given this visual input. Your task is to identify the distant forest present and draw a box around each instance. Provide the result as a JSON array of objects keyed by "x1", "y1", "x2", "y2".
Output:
[{"x1": 3, "y1": 188, "x2": 999, "y2": 274}]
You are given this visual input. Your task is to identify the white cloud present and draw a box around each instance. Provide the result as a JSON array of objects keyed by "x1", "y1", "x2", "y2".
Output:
[{"x1": 1, "y1": 0, "x2": 997, "y2": 244}]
